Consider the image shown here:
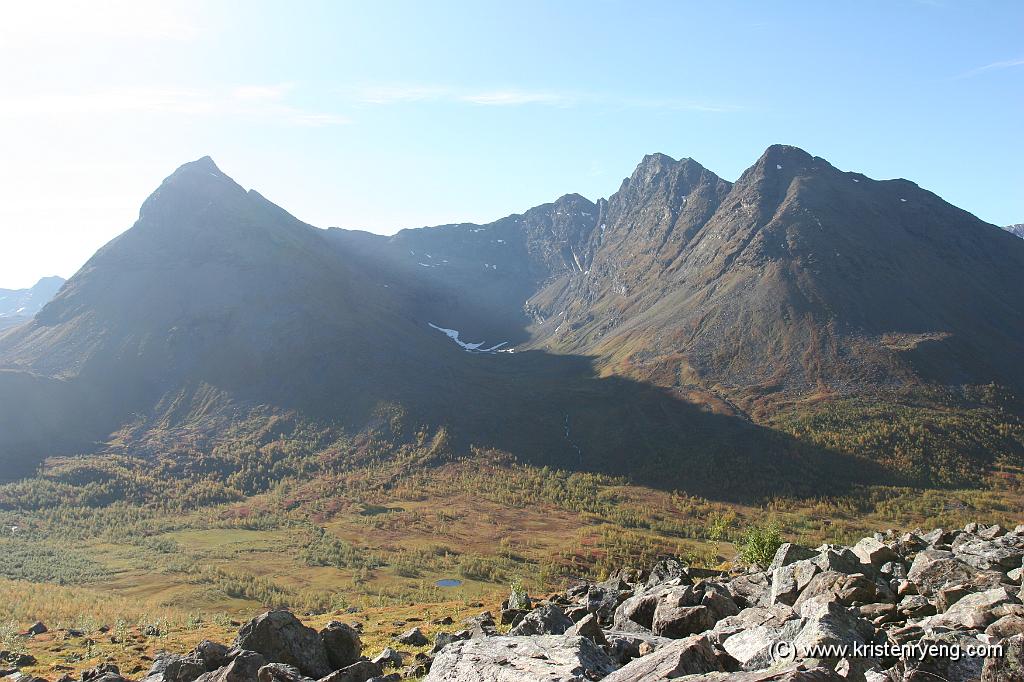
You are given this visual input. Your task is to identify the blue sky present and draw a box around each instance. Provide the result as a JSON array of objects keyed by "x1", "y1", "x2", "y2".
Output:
[{"x1": 1, "y1": 0, "x2": 1021, "y2": 288}]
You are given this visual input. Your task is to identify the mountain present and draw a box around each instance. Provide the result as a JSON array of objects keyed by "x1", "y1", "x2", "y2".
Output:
[
  {"x1": 1, "y1": 147, "x2": 1022, "y2": 492},
  {"x1": 0, "y1": 276, "x2": 65, "y2": 330},
  {"x1": 1006, "y1": 223, "x2": 1024, "y2": 239}
]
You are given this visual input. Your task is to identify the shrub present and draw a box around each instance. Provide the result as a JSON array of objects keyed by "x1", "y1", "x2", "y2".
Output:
[{"x1": 738, "y1": 521, "x2": 783, "y2": 566}]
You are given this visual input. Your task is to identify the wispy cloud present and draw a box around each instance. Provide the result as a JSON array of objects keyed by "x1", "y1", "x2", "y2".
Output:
[
  {"x1": 957, "y1": 57, "x2": 1024, "y2": 79},
  {"x1": 0, "y1": 86, "x2": 350, "y2": 127},
  {"x1": 458, "y1": 90, "x2": 573, "y2": 106},
  {"x1": 350, "y1": 84, "x2": 740, "y2": 112}
]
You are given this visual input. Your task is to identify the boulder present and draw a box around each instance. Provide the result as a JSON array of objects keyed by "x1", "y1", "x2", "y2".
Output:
[
  {"x1": 646, "y1": 558, "x2": 692, "y2": 588},
  {"x1": 771, "y1": 560, "x2": 820, "y2": 606},
  {"x1": 701, "y1": 583, "x2": 740, "y2": 622},
  {"x1": 563, "y1": 613, "x2": 607, "y2": 646},
  {"x1": 140, "y1": 652, "x2": 207, "y2": 682},
  {"x1": 612, "y1": 591, "x2": 661, "y2": 631},
  {"x1": 652, "y1": 604, "x2": 713, "y2": 638},
  {"x1": 258, "y1": 663, "x2": 311, "y2": 682},
  {"x1": 923, "y1": 587, "x2": 1018, "y2": 630},
  {"x1": 769, "y1": 544, "x2": 817, "y2": 572},
  {"x1": 810, "y1": 548, "x2": 861, "y2": 575},
  {"x1": 395, "y1": 627, "x2": 428, "y2": 646},
  {"x1": 987, "y1": 615, "x2": 1024, "y2": 640},
  {"x1": 195, "y1": 651, "x2": 268, "y2": 682},
  {"x1": 317, "y1": 660, "x2": 383, "y2": 682},
  {"x1": 952, "y1": 533, "x2": 1024, "y2": 571},
  {"x1": 431, "y1": 631, "x2": 470, "y2": 655},
  {"x1": 673, "y1": 664, "x2": 844, "y2": 680},
  {"x1": 423, "y1": 635, "x2": 617, "y2": 681},
  {"x1": 791, "y1": 596, "x2": 875, "y2": 669},
  {"x1": 584, "y1": 584, "x2": 621, "y2": 624},
  {"x1": 906, "y1": 549, "x2": 1001, "y2": 596},
  {"x1": 463, "y1": 612, "x2": 497, "y2": 639},
  {"x1": 507, "y1": 604, "x2": 573, "y2": 636},
  {"x1": 728, "y1": 571, "x2": 771, "y2": 608},
  {"x1": 722, "y1": 620, "x2": 804, "y2": 671},
  {"x1": 852, "y1": 538, "x2": 899, "y2": 568},
  {"x1": 235, "y1": 611, "x2": 332, "y2": 679},
  {"x1": 897, "y1": 630, "x2": 985, "y2": 681},
  {"x1": 603, "y1": 631, "x2": 673, "y2": 665},
  {"x1": 320, "y1": 622, "x2": 361, "y2": 671},
  {"x1": 602, "y1": 634, "x2": 726, "y2": 681},
  {"x1": 982, "y1": 632, "x2": 1023, "y2": 681},
  {"x1": 370, "y1": 648, "x2": 403, "y2": 668},
  {"x1": 26, "y1": 623, "x2": 47, "y2": 636}
]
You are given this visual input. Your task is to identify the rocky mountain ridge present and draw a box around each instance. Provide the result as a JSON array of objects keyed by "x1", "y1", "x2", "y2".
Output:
[
  {"x1": 1, "y1": 147, "x2": 1022, "y2": 492},
  {"x1": 4, "y1": 522, "x2": 1021, "y2": 681}
]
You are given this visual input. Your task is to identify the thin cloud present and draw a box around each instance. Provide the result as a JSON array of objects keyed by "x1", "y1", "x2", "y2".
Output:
[
  {"x1": 458, "y1": 90, "x2": 573, "y2": 106},
  {"x1": 352, "y1": 84, "x2": 740, "y2": 112},
  {"x1": 0, "y1": 86, "x2": 349, "y2": 127},
  {"x1": 957, "y1": 57, "x2": 1024, "y2": 79}
]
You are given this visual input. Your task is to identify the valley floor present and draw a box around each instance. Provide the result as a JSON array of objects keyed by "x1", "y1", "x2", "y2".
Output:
[{"x1": 2, "y1": 458, "x2": 1023, "y2": 680}]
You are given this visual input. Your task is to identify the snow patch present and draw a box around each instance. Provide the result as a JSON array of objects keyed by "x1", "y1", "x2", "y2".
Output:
[
  {"x1": 852, "y1": 178, "x2": 860, "y2": 183},
  {"x1": 776, "y1": 164, "x2": 782, "y2": 170},
  {"x1": 428, "y1": 323, "x2": 509, "y2": 354},
  {"x1": 900, "y1": 198, "x2": 907, "y2": 202}
]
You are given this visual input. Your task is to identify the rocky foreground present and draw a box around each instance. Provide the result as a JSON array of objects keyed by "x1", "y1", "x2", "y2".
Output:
[{"x1": 3, "y1": 523, "x2": 1023, "y2": 682}]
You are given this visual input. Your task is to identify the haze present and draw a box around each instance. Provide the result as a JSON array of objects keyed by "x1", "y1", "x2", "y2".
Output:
[{"x1": 1, "y1": 0, "x2": 1021, "y2": 289}]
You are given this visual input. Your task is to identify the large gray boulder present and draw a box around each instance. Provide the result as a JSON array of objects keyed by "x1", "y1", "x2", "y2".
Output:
[
  {"x1": 722, "y1": 620, "x2": 803, "y2": 671},
  {"x1": 770, "y1": 544, "x2": 817, "y2": 572},
  {"x1": 142, "y1": 641, "x2": 230, "y2": 682},
  {"x1": 896, "y1": 630, "x2": 985, "y2": 681},
  {"x1": 729, "y1": 571, "x2": 771, "y2": 608},
  {"x1": 316, "y1": 660, "x2": 383, "y2": 682},
  {"x1": 603, "y1": 631, "x2": 673, "y2": 665},
  {"x1": 423, "y1": 635, "x2": 618, "y2": 681},
  {"x1": 646, "y1": 558, "x2": 692, "y2": 588},
  {"x1": 602, "y1": 634, "x2": 726, "y2": 681},
  {"x1": 906, "y1": 549, "x2": 1002, "y2": 596},
  {"x1": 320, "y1": 622, "x2": 362, "y2": 670},
  {"x1": 770, "y1": 560, "x2": 820, "y2": 606},
  {"x1": 507, "y1": 604, "x2": 573, "y2": 636},
  {"x1": 952, "y1": 533, "x2": 1024, "y2": 571},
  {"x1": 852, "y1": 538, "x2": 899, "y2": 568},
  {"x1": 258, "y1": 663, "x2": 311, "y2": 682},
  {"x1": 982, "y1": 632, "x2": 1023, "y2": 681},
  {"x1": 922, "y1": 587, "x2": 1019, "y2": 630},
  {"x1": 235, "y1": 611, "x2": 333, "y2": 679},
  {"x1": 790, "y1": 595, "x2": 875, "y2": 670},
  {"x1": 195, "y1": 651, "x2": 268, "y2": 682}
]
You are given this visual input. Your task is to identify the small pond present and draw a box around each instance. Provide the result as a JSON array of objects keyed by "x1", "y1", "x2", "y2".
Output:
[{"x1": 435, "y1": 578, "x2": 463, "y2": 588}]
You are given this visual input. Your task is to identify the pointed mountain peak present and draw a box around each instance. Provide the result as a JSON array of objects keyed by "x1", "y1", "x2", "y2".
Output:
[{"x1": 139, "y1": 156, "x2": 247, "y2": 220}]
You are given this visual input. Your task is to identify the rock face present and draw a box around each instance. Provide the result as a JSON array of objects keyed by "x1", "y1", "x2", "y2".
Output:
[
  {"x1": 235, "y1": 611, "x2": 333, "y2": 679},
  {"x1": 423, "y1": 635, "x2": 618, "y2": 681}
]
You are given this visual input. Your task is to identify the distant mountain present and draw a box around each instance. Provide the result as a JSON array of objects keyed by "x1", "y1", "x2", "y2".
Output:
[
  {"x1": 1006, "y1": 224, "x2": 1024, "y2": 239},
  {"x1": 0, "y1": 276, "x2": 65, "y2": 329},
  {"x1": 2, "y1": 148, "x2": 1022, "y2": 491}
]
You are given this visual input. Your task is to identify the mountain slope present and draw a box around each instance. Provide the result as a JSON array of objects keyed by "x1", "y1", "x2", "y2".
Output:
[
  {"x1": 0, "y1": 276, "x2": 65, "y2": 330},
  {"x1": 1006, "y1": 223, "x2": 1024, "y2": 239},
  {"x1": 1, "y1": 147, "x2": 1022, "y2": 494},
  {"x1": 524, "y1": 146, "x2": 1024, "y2": 396}
]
